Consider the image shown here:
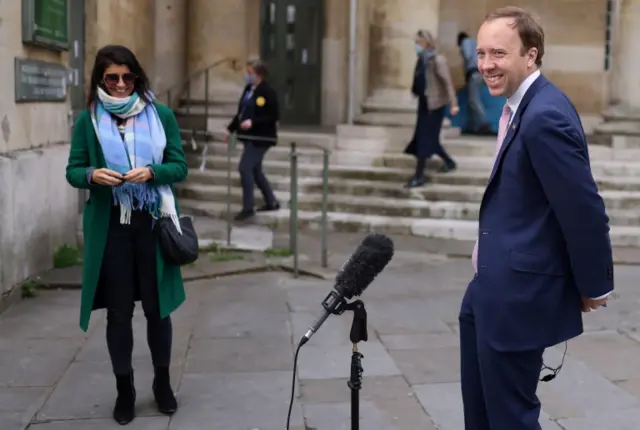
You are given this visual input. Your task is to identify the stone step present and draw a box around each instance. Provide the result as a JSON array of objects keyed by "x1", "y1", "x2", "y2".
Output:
[
  {"x1": 182, "y1": 172, "x2": 640, "y2": 211},
  {"x1": 189, "y1": 153, "x2": 640, "y2": 190},
  {"x1": 176, "y1": 104, "x2": 237, "y2": 117},
  {"x1": 191, "y1": 155, "x2": 481, "y2": 185},
  {"x1": 192, "y1": 137, "x2": 501, "y2": 159},
  {"x1": 361, "y1": 98, "x2": 417, "y2": 115},
  {"x1": 177, "y1": 181, "x2": 640, "y2": 226},
  {"x1": 182, "y1": 132, "x2": 336, "y2": 153},
  {"x1": 335, "y1": 128, "x2": 619, "y2": 159},
  {"x1": 177, "y1": 198, "x2": 640, "y2": 249},
  {"x1": 177, "y1": 183, "x2": 479, "y2": 220},
  {"x1": 353, "y1": 112, "x2": 459, "y2": 136},
  {"x1": 377, "y1": 152, "x2": 640, "y2": 175}
]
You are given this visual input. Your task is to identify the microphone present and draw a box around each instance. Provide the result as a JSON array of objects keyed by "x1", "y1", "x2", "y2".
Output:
[{"x1": 298, "y1": 233, "x2": 395, "y2": 347}]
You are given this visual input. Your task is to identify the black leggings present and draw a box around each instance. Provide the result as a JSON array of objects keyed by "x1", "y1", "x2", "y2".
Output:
[
  {"x1": 99, "y1": 209, "x2": 172, "y2": 375},
  {"x1": 414, "y1": 146, "x2": 455, "y2": 178}
]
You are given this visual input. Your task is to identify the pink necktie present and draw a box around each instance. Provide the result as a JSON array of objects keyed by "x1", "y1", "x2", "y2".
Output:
[{"x1": 472, "y1": 103, "x2": 512, "y2": 273}]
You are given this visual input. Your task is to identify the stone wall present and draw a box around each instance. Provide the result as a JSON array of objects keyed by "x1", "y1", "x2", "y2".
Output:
[
  {"x1": 187, "y1": 0, "x2": 360, "y2": 125},
  {"x1": 438, "y1": 0, "x2": 608, "y2": 115},
  {"x1": 84, "y1": 0, "x2": 187, "y2": 102},
  {"x1": 609, "y1": 0, "x2": 640, "y2": 111},
  {"x1": 0, "y1": 0, "x2": 191, "y2": 299},
  {"x1": 368, "y1": 0, "x2": 440, "y2": 96},
  {"x1": 0, "y1": 3, "x2": 78, "y2": 297}
]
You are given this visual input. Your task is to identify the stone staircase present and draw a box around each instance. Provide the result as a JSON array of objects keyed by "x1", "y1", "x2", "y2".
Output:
[
  {"x1": 176, "y1": 133, "x2": 640, "y2": 257},
  {"x1": 172, "y1": 91, "x2": 640, "y2": 261}
]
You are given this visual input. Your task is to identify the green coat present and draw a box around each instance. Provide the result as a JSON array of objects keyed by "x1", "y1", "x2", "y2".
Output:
[{"x1": 65, "y1": 102, "x2": 188, "y2": 332}]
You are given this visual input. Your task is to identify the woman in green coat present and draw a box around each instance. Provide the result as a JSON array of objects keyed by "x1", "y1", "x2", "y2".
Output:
[{"x1": 65, "y1": 45, "x2": 187, "y2": 425}]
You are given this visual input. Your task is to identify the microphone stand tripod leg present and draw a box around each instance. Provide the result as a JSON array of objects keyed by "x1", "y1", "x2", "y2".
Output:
[
  {"x1": 345, "y1": 300, "x2": 367, "y2": 430},
  {"x1": 348, "y1": 343, "x2": 363, "y2": 430}
]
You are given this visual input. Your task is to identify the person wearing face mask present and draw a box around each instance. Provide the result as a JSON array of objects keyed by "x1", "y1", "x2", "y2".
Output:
[
  {"x1": 226, "y1": 59, "x2": 280, "y2": 221},
  {"x1": 65, "y1": 45, "x2": 188, "y2": 425},
  {"x1": 457, "y1": 31, "x2": 493, "y2": 136},
  {"x1": 404, "y1": 29, "x2": 460, "y2": 188}
]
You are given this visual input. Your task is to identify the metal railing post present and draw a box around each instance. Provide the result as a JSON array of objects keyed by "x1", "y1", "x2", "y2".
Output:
[
  {"x1": 186, "y1": 81, "x2": 191, "y2": 115},
  {"x1": 204, "y1": 69, "x2": 210, "y2": 129},
  {"x1": 321, "y1": 149, "x2": 329, "y2": 268},
  {"x1": 289, "y1": 142, "x2": 299, "y2": 277},
  {"x1": 226, "y1": 133, "x2": 236, "y2": 246}
]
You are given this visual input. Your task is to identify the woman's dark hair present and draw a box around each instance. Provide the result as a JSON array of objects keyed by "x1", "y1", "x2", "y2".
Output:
[
  {"x1": 87, "y1": 44, "x2": 152, "y2": 108},
  {"x1": 457, "y1": 32, "x2": 469, "y2": 46}
]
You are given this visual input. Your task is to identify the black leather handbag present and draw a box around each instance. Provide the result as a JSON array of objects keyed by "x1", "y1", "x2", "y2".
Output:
[{"x1": 155, "y1": 215, "x2": 199, "y2": 266}]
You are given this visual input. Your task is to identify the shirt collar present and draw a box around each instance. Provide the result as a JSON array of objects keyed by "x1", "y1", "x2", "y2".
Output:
[{"x1": 506, "y1": 69, "x2": 541, "y2": 115}]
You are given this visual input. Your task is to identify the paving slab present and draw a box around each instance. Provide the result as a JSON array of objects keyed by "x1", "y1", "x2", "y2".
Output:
[
  {"x1": 300, "y1": 376, "x2": 437, "y2": 429},
  {"x1": 3, "y1": 246, "x2": 640, "y2": 428},
  {"x1": 36, "y1": 361, "x2": 183, "y2": 421},
  {"x1": 171, "y1": 371, "x2": 305, "y2": 430},
  {"x1": 29, "y1": 417, "x2": 170, "y2": 429},
  {"x1": 184, "y1": 336, "x2": 294, "y2": 373},
  {"x1": 557, "y1": 409, "x2": 640, "y2": 430}
]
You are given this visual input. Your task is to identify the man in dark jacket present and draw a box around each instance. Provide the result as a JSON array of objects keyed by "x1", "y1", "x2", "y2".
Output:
[{"x1": 227, "y1": 59, "x2": 281, "y2": 221}]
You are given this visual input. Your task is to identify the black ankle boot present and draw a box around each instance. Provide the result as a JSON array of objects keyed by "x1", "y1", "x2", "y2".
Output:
[
  {"x1": 113, "y1": 372, "x2": 136, "y2": 425},
  {"x1": 153, "y1": 366, "x2": 177, "y2": 415}
]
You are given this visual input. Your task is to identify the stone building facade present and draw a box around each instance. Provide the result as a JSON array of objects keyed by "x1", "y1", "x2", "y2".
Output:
[
  {"x1": 0, "y1": 0, "x2": 633, "y2": 296},
  {"x1": 184, "y1": 0, "x2": 626, "y2": 128}
]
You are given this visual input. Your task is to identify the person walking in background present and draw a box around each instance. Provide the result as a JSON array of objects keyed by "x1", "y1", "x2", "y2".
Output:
[
  {"x1": 404, "y1": 29, "x2": 459, "y2": 188},
  {"x1": 65, "y1": 45, "x2": 188, "y2": 425},
  {"x1": 457, "y1": 31, "x2": 493, "y2": 135},
  {"x1": 226, "y1": 59, "x2": 281, "y2": 221},
  {"x1": 459, "y1": 8, "x2": 613, "y2": 429}
]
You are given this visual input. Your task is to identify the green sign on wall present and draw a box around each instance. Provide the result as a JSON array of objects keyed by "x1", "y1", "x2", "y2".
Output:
[{"x1": 22, "y1": 0, "x2": 69, "y2": 51}]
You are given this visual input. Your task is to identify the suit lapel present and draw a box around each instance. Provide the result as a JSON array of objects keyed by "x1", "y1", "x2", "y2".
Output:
[{"x1": 486, "y1": 75, "x2": 549, "y2": 187}]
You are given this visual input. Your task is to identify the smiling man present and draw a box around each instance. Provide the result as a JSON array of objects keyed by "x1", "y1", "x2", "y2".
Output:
[{"x1": 458, "y1": 7, "x2": 614, "y2": 430}]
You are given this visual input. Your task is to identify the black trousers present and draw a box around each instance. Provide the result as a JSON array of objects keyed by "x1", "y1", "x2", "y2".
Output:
[
  {"x1": 238, "y1": 141, "x2": 277, "y2": 211},
  {"x1": 99, "y1": 208, "x2": 172, "y2": 375}
]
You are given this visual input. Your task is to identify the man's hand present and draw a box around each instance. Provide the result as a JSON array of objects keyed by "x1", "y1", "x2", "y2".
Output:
[
  {"x1": 91, "y1": 168, "x2": 124, "y2": 186},
  {"x1": 123, "y1": 167, "x2": 153, "y2": 183},
  {"x1": 240, "y1": 119, "x2": 252, "y2": 130},
  {"x1": 581, "y1": 296, "x2": 608, "y2": 312}
]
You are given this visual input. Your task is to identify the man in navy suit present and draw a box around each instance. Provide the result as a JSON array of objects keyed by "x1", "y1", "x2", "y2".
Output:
[{"x1": 459, "y1": 6, "x2": 614, "y2": 429}]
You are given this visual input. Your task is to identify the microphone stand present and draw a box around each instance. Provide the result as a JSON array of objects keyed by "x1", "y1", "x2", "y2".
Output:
[{"x1": 344, "y1": 300, "x2": 367, "y2": 430}]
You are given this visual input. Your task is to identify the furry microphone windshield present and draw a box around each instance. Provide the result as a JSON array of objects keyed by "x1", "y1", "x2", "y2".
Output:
[{"x1": 334, "y1": 233, "x2": 395, "y2": 299}]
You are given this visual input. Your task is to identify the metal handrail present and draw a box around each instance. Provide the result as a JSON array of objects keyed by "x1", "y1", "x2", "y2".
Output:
[
  {"x1": 192, "y1": 131, "x2": 331, "y2": 274},
  {"x1": 157, "y1": 57, "x2": 239, "y2": 109},
  {"x1": 184, "y1": 129, "x2": 331, "y2": 151}
]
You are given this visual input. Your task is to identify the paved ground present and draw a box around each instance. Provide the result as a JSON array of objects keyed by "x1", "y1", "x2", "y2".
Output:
[{"x1": 3, "y1": 243, "x2": 640, "y2": 429}]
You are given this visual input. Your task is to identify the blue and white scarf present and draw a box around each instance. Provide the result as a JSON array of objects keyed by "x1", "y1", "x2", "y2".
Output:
[{"x1": 90, "y1": 87, "x2": 181, "y2": 233}]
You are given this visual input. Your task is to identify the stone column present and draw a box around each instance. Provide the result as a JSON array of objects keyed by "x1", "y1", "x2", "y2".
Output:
[
  {"x1": 367, "y1": 0, "x2": 441, "y2": 104},
  {"x1": 186, "y1": 0, "x2": 251, "y2": 97},
  {"x1": 154, "y1": 0, "x2": 187, "y2": 96},
  {"x1": 610, "y1": 0, "x2": 640, "y2": 111}
]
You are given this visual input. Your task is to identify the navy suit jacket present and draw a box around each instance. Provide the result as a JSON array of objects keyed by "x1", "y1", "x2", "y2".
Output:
[{"x1": 473, "y1": 74, "x2": 614, "y2": 352}]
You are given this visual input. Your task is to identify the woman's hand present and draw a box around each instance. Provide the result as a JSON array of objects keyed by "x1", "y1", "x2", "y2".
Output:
[
  {"x1": 91, "y1": 168, "x2": 124, "y2": 186},
  {"x1": 450, "y1": 105, "x2": 460, "y2": 116},
  {"x1": 123, "y1": 167, "x2": 153, "y2": 183},
  {"x1": 240, "y1": 119, "x2": 252, "y2": 130}
]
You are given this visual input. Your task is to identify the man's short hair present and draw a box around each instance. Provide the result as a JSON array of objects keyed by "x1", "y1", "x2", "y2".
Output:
[
  {"x1": 247, "y1": 58, "x2": 269, "y2": 77},
  {"x1": 484, "y1": 7, "x2": 545, "y2": 66}
]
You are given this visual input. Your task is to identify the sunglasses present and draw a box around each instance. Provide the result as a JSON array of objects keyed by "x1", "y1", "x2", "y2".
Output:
[{"x1": 103, "y1": 73, "x2": 137, "y2": 86}]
